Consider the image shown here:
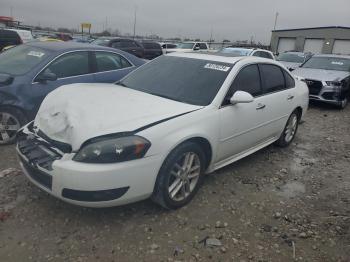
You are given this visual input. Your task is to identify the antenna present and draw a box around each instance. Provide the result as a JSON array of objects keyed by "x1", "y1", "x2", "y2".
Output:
[{"x1": 133, "y1": 6, "x2": 137, "y2": 39}]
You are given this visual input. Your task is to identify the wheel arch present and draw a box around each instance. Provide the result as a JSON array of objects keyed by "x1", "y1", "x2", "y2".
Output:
[{"x1": 294, "y1": 106, "x2": 303, "y2": 121}]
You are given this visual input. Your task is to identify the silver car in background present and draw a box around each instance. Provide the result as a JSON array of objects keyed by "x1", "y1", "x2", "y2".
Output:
[
  {"x1": 293, "y1": 54, "x2": 350, "y2": 109},
  {"x1": 276, "y1": 51, "x2": 313, "y2": 71}
]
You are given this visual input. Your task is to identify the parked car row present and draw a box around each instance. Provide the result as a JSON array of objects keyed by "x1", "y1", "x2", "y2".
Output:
[{"x1": 0, "y1": 36, "x2": 349, "y2": 210}]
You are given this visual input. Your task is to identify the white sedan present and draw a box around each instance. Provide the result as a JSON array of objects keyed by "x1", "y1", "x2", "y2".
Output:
[{"x1": 16, "y1": 52, "x2": 309, "y2": 209}]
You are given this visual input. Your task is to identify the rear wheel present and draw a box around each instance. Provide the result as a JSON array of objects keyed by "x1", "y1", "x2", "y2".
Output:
[
  {"x1": 152, "y1": 142, "x2": 206, "y2": 209},
  {"x1": 0, "y1": 108, "x2": 27, "y2": 145},
  {"x1": 275, "y1": 111, "x2": 299, "y2": 147}
]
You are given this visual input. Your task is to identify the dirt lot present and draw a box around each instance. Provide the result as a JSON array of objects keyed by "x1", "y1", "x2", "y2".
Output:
[{"x1": 0, "y1": 103, "x2": 349, "y2": 262}]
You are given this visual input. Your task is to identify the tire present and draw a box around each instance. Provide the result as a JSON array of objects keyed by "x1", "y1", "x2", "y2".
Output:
[
  {"x1": 337, "y1": 97, "x2": 348, "y2": 109},
  {"x1": 0, "y1": 107, "x2": 28, "y2": 145},
  {"x1": 275, "y1": 111, "x2": 299, "y2": 147},
  {"x1": 152, "y1": 142, "x2": 206, "y2": 209}
]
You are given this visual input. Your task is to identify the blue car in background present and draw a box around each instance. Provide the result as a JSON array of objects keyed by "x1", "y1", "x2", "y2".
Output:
[{"x1": 0, "y1": 41, "x2": 145, "y2": 144}]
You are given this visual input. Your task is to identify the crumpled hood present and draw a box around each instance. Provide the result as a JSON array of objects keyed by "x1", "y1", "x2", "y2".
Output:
[
  {"x1": 292, "y1": 67, "x2": 350, "y2": 81},
  {"x1": 34, "y1": 83, "x2": 201, "y2": 151},
  {"x1": 279, "y1": 61, "x2": 301, "y2": 70}
]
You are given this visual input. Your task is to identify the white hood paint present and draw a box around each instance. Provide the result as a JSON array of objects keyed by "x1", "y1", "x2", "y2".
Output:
[{"x1": 35, "y1": 83, "x2": 201, "y2": 150}]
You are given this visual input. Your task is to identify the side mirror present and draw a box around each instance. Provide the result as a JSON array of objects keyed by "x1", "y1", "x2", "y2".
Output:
[
  {"x1": 230, "y1": 91, "x2": 254, "y2": 105},
  {"x1": 193, "y1": 45, "x2": 200, "y2": 51},
  {"x1": 36, "y1": 72, "x2": 57, "y2": 83}
]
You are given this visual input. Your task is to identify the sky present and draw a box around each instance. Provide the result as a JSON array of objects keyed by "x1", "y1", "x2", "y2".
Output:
[{"x1": 1, "y1": 0, "x2": 350, "y2": 44}]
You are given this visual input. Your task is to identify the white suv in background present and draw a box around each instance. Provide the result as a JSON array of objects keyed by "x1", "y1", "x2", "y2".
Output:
[
  {"x1": 168, "y1": 42, "x2": 209, "y2": 53},
  {"x1": 7, "y1": 29, "x2": 34, "y2": 43},
  {"x1": 219, "y1": 47, "x2": 275, "y2": 60}
]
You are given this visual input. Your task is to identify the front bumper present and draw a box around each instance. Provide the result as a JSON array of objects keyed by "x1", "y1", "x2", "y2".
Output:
[{"x1": 17, "y1": 125, "x2": 163, "y2": 208}]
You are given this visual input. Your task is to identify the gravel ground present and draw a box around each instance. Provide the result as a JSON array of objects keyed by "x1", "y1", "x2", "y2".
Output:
[{"x1": 0, "y1": 103, "x2": 349, "y2": 262}]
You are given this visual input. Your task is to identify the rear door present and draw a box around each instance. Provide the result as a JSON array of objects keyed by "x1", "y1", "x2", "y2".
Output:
[
  {"x1": 31, "y1": 51, "x2": 94, "y2": 112},
  {"x1": 258, "y1": 64, "x2": 296, "y2": 138},
  {"x1": 92, "y1": 51, "x2": 135, "y2": 83}
]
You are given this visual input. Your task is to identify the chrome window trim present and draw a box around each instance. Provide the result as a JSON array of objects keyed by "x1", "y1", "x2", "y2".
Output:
[
  {"x1": 32, "y1": 49, "x2": 135, "y2": 84},
  {"x1": 219, "y1": 62, "x2": 295, "y2": 109}
]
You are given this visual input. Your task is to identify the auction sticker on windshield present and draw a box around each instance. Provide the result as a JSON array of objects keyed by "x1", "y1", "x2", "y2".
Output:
[
  {"x1": 204, "y1": 63, "x2": 230, "y2": 72},
  {"x1": 28, "y1": 51, "x2": 45, "y2": 58}
]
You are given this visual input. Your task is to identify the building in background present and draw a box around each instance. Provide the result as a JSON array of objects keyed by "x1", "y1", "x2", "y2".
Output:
[{"x1": 270, "y1": 26, "x2": 350, "y2": 55}]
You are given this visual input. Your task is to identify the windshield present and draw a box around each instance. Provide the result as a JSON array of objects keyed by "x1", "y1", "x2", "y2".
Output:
[
  {"x1": 177, "y1": 43, "x2": 194, "y2": 49},
  {"x1": 277, "y1": 53, "x2": 305, "y2": 63},
  {"x1": 0, "y1": 45, "x2": 51, "y2": 75},
  {"x1": 220, "y1": 48, "x2": 251, "y2": 56},
  {"x1": 119, "y1": 56, "x2": 232, "y2": 106},
  {"x1": 301, "y1": 57, "x2": 350, "y2": 71},
  {"x1": 91, "y1": 38, "x2": 110, "y2": 46}
]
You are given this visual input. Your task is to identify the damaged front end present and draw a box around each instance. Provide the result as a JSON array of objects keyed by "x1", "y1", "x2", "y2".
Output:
[{"x1": 16, "y1": 122, "x2": 70, "y2": 190}]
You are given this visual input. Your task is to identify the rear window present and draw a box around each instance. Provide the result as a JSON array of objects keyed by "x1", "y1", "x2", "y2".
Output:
[
  {"x1": 301, "y1": 57, "x2": 350, "y2": 71},
  {"x1": 120, "y1": 56, "x2": 232, "y2": 106},
  {"x1": 142, "y1": 42, "x2": 161, "y2": 49},
  {"x1": 91, "y1": 38, "x2": 111, "y2": 46},
  {"x1": 0, "y1": 45, "x2": 51, "y2": 75}
]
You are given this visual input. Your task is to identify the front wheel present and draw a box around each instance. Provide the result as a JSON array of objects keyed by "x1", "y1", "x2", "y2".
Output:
[
  {"x1": 0, "y1": 108, "x2": 27, "y2": 145},
  {"x1": 275, "y1": 111, "x2": 299, "y2": 147},
  {"x1": 338, "y1": 97, "x2": 348, "y2": 109},
  {"x1": 152, "y1": 142, "x2": 206, "y2": 209}
]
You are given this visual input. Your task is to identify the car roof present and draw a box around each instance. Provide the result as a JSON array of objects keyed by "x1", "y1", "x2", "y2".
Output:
[
  {"x1": 167, "y1": 51, "x2": 276, "y2": 64},
  {"x1": 25, "y1": 41, "x2": 116, "y2": 52},
  {"x1": 312, "y1": 54, "x2": 350, "y2": 59}
]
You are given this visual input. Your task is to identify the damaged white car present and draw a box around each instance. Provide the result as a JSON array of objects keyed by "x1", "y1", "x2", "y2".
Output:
[{"x1": 16, "y1": 53, "x2": 309, "y2": 209}]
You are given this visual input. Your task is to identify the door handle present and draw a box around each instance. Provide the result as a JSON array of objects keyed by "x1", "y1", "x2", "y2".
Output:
[
  {"x1": 256, "y1": 103, "x2": 266, "y2": 110},
  {"x1": 287, "y1": 95, "x2": 294, "y2": 100}
]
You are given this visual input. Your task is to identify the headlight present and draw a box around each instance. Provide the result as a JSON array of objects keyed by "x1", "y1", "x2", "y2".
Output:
[
  {"x1": 325, "y1": 81, "x2": 342, "y2": 87},
  {"x1": 73, "y1": 135, "x2": 151, "y2": 163}
]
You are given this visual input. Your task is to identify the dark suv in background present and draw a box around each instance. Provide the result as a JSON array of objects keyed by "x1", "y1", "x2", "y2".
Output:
[
  {"x1": 140, "y1": 41, "x2": 163, "y2": 59},
  {"x1": 92, "y1": 37, "x2": 144, "y2": 58},
  {"x1": 0, "y1": 29, "x2": 22, "y2": 51}
]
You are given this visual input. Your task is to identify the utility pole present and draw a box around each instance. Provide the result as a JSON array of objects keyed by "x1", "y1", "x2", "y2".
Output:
[
  {"x1": 133, "y1": 6, "x2": 137, "y2": 39},
  {"x1": 10, "y1": 6, "x2": 13, "y2": 17},
  {"x1": 209, "y1": 28, "x2": 213, "y2": 48},
  {"x1": 273, "y1": 12, "x2": 279, "y2": 30}
]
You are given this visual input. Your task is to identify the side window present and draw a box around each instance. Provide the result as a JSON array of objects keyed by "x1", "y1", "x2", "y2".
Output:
[
  {"x1": 252, "y1": 51, "x2": 262, "y2": 57},
  {"x1": 95, "y1": 52, "x2": 132, "y2": 72},
  {"x1": 283, "y1": 70, "x2": 295, "y2": 88},
  {"x1": 223, "y1": 64, "x2": 261, "y2": 105},
  {"x1": 260, "y1": 51, "x2": 274, "y2": 59},
  {"x1": 111, "y1": 41, "x2": 122, "y2": 48},
  {"x1": 199, "y1": 43, "x2": 208, "y2": 50},
  {"x1": 122, "y1": 41, "x2": 138, "y2": 48},
  {"x1": 260, "y1": 64, "x2": 285, "y2": 94},
  {"x1": 41, "y1": 51, "x2": 89, "y2": 79}
]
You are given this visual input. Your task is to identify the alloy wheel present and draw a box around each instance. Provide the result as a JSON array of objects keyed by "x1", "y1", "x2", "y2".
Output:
[
  {"x1": 284, "y1": 114, "x2": 298, "y2": 143},
  {"x1": 0, "y1": 112, "x2": 20, "y2": 144},
  {"x1": 168, "y1": 152, "x2": 201, "y2": 202}
]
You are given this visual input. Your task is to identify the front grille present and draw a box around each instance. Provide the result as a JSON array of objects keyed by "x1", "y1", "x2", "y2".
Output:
[
  {"x1": 20, "y1": 156, "x2": 52, "y2": 190},
  {"x1": 17, "y1": 136, "x2": 61, "y2": 171},
  {"x1": 305, "y1": 79, "x2": 323, "y2": 95},
  {"x1": 322, "y1": 92, "x2": 336, "y2": 100}
]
